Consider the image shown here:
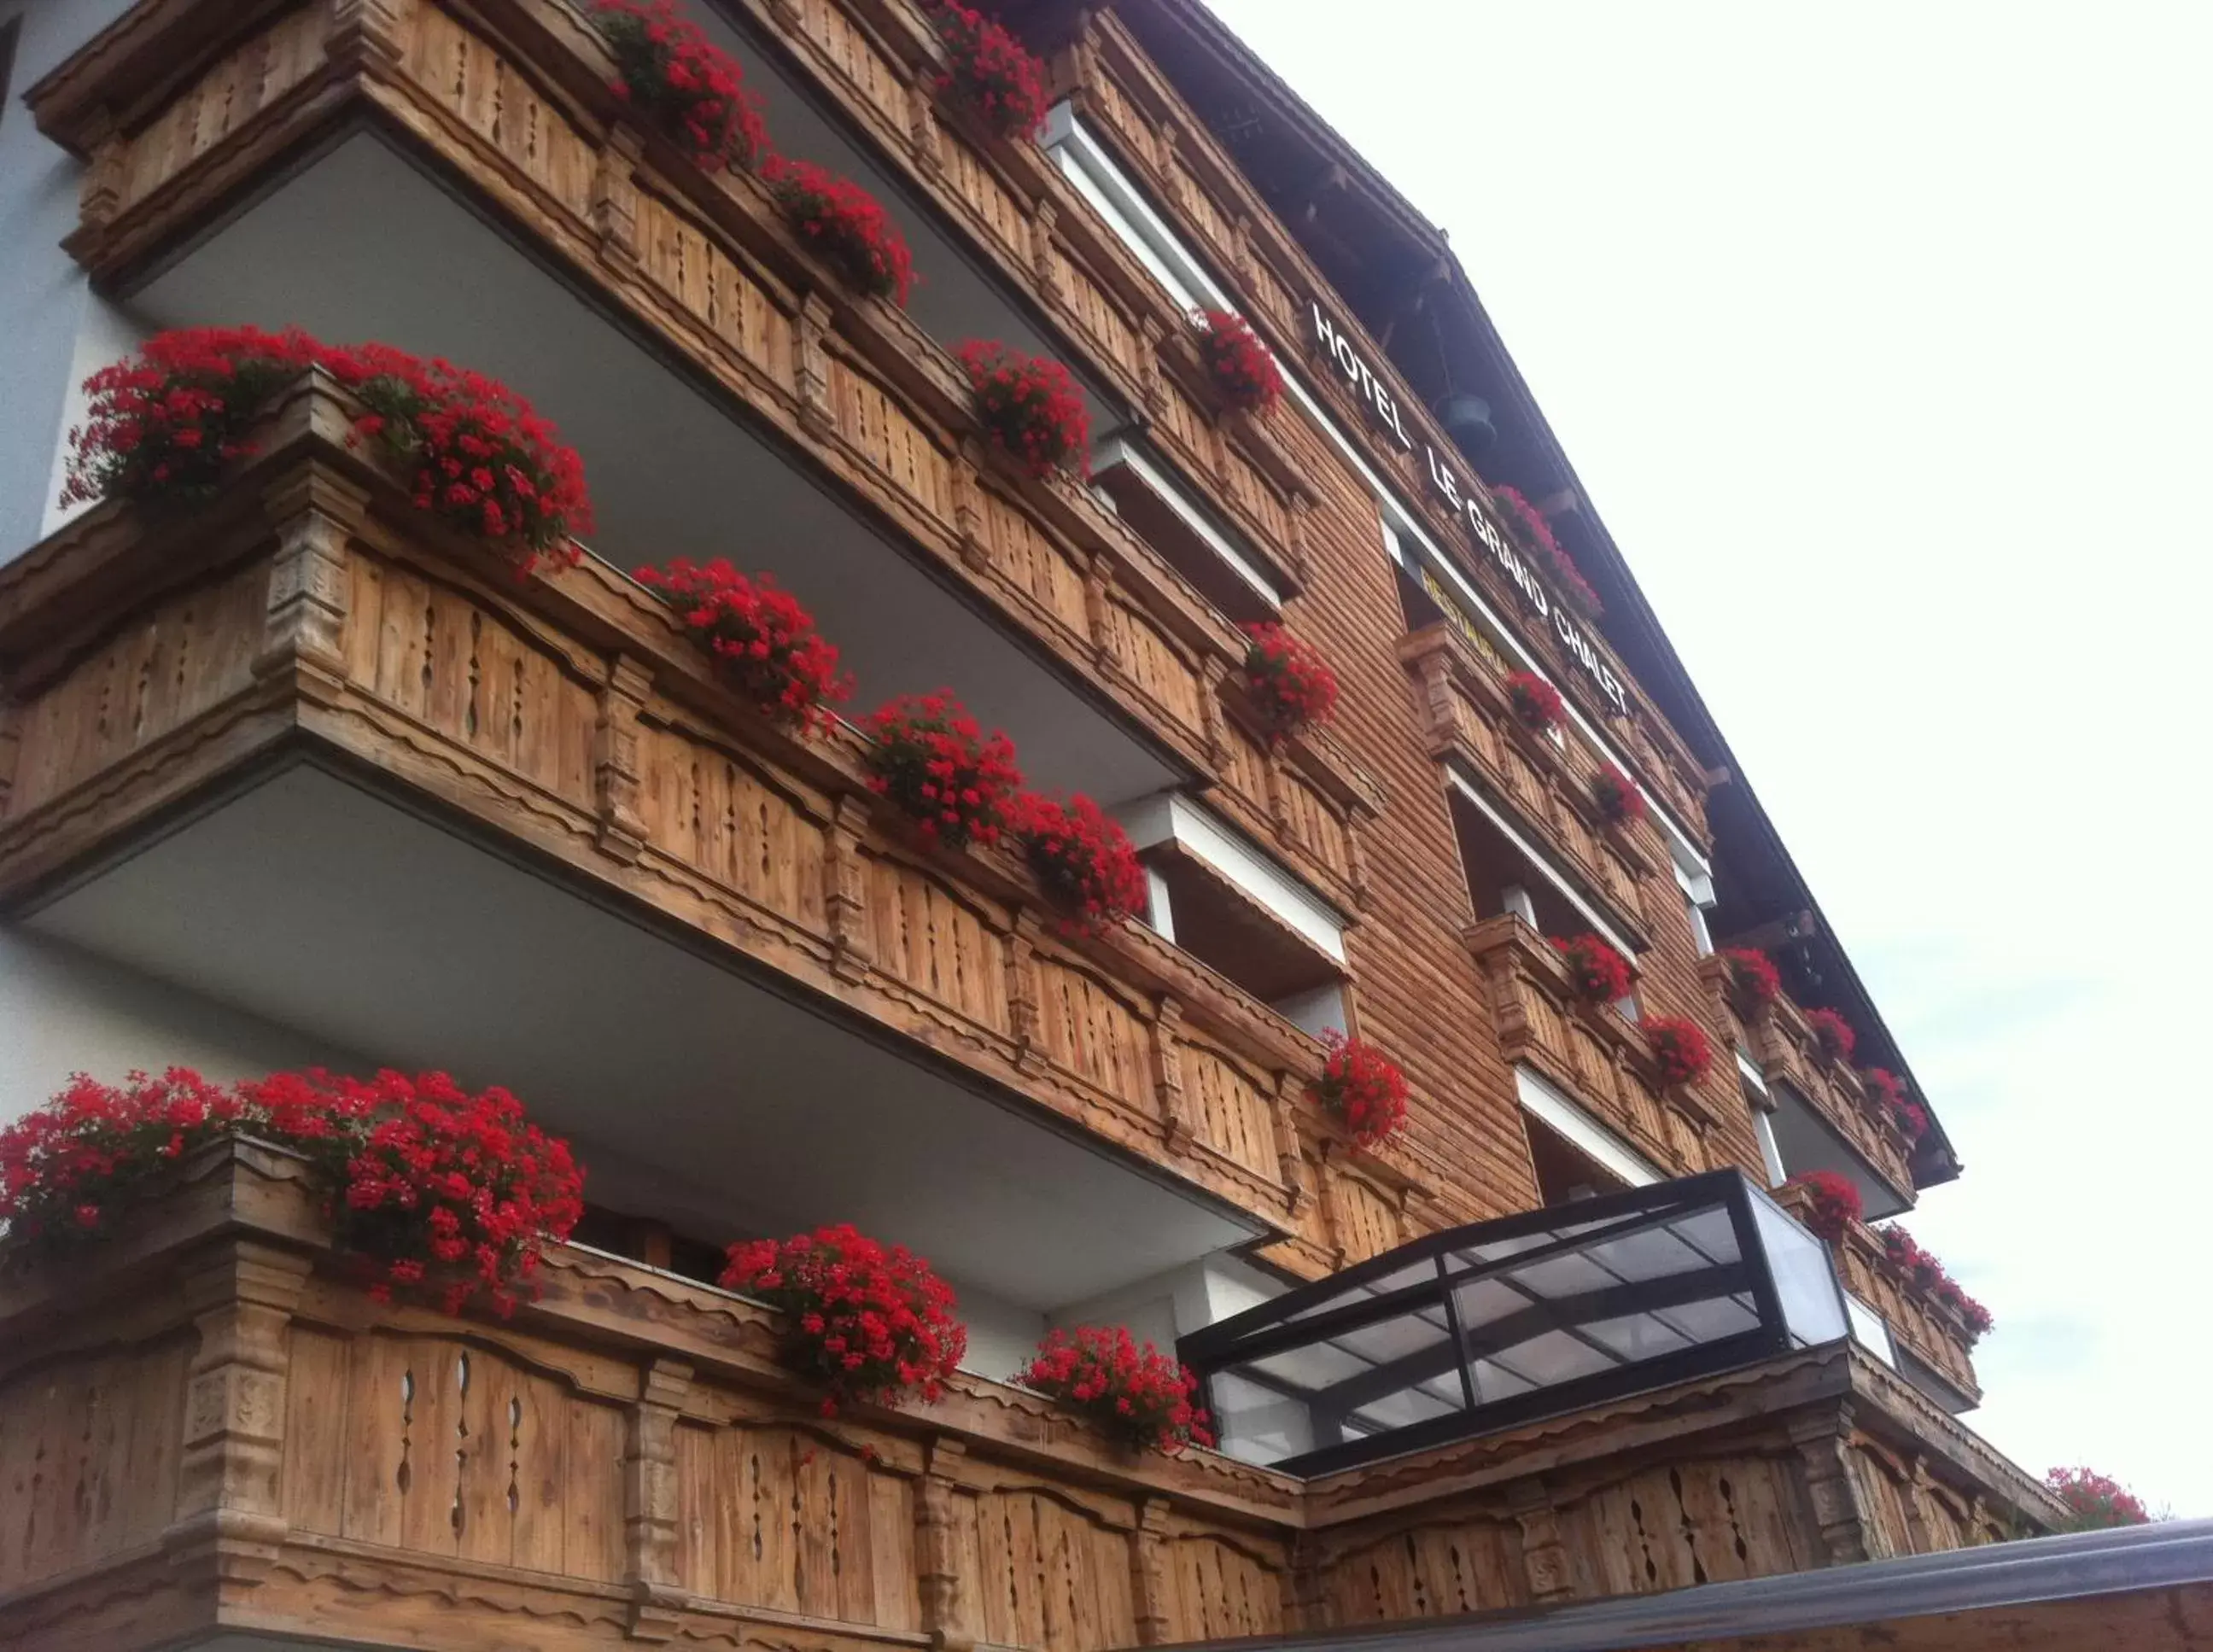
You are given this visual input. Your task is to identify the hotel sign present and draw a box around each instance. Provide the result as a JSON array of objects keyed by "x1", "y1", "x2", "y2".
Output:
[{"x1": 1311, "y1": 304, "x2": 1629, "y2": 716}]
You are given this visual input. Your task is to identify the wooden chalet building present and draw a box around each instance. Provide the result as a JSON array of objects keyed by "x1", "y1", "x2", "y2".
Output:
[{"x1": 0, "y1": 1, "x2": 2163, "y2": 1649}]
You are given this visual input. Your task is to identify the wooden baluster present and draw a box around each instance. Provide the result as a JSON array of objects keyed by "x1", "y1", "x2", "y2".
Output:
[
  {"x1": 1343, "y1": 812, "x2": 1373, "y2": 911},
  {"x1": 0, "y1": 702, "x2": 19, "y2": 821},
  {"x1": 824, "y1": 794, "x2": 873, "y2": 983},
  {"x1": 591, "y1": 123, "x2": 645, "y2": 275},
  {"x1": 1028, "y1": 198, "x2": 1065, "y2": 307},
  {"x1": 622, "y1": 1357, "x2": 692, "y2": 1640},
  {"x1": 593, "y1": 656, "x2": 651, "y2": 863},
  {"x1": 1006, "y1": 909, "x2": 1046, "y2": 1073},
  {"x1": 1082, "y1": 553, "x2": 1116, "y2": 670},
  {"x1": 167, "y1": 1240, "x2": 314, "y2": 1573},
  {"x1": 1129, "y1": 1497, "x2": 1173, "y2": 1644},
  {"x1": 256, "y1": 462, "x2": 365, "y2": 704},
  {"x1": 951, "y1": 441, "x2": 991, "y2": 572},
  {"x1": 1199, "y1": 654, "x2": 1230, "y2": 768},
  {"x1": 1789, "y1": 1406, "x2": 1877, "y2": 1565},
  {"x1": 78, "y1": 109, "x2": 127, "y2": 237},
  {"x1": 915, "y1": 1438, "x2": 972, "y2": 1650},
  {"x1": 795, "y1": 292, "x2": 837, "y2": 440},
  {"x1": 1506, "y1": 1476, "x2": 1577, "y2": 1602},
  {"x1": 1136, "y1": 315, "x2": 1168, "y2": 418},
  {"x1": 1151, "y1": 997, "x2": 1195, "y2": 1152},
  {"x1": 1900, "y1": 1455, "x2": 1941, "y2": 1556},
  {"x1": 904, "y1": 79, "x2": 944, "y2": 179},
  {"x1": 1270, "y1": 1069, "x2": 1306, "y2": 1207},
  {"x1": 326, "y1": 0, "x2": 408, "y2": 76}
]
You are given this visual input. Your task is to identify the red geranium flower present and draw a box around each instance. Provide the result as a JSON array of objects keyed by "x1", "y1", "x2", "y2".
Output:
[
  {"x1": 593, "y1": 0, "x2": 768, "y2": 173},
  {"x1": 1644, "y1": 1015, "x2": 1713, "y2": 1088},
  {"x1": 1487, "y1": 482, "x2": 1602, "y2": 618},
  {"x1": 1195, "y1": 310, "x2": 1283, "y2": 415},
  {"x1": 864, "y1": 690, "x2": 1023, "y2": 850},
  {"x1": 1018, "y1": 1324, "x2": 1212, "y2": 1455},
  {"x1": 1552, "y1": 933, "x2": 1635, "y2": 1004},
  {"x1": 1014, "y1": 792, "x2": 1147, "y2": 934},
  {"x1": 1722, "y1": 947, "x2": 1782, "y2": 1007},
  {"x1": 327, "y1": 341, "x2": 593, "y2": 576},
  {"x1": 721, "y1": 1224, "x2": 966, "y2": 1412},
  {"x1": 60, "y1": 325, "x2": 331, "y2": 509},
  {"x1": 636, "y1": 557, "x2": 850, "y2": 732},
  {"x1": 1804, "y1": 1007, "x2": 1857, "y2": 1064},
  {"x1": 1860, "y1": 1067, "x2": 1929, "y2": 1142},
  {"x1": 1308, "y1": 1031, "x2": 1409, "y2": 1147},
  {"x1": 2046, "y1": 1467, "x2": 2152, "y2": 1531},
  {"x1": 1785, "y1": 1170, "x2": 1862, "y2": 1243},
  {"x1": 957, "y1": 341, "x2": 1089, "y2": 480},
  {"x1": 1504, "y1": 669, "x2": 1564, "y2": 732},
  {"x1": 1880, "y1": 1225, "x2": 1993, "y2": 1345},
  {"x1": 765, "y1": 156, "x2": 915, "y2": 306},
  {"x1": 1591, "y1": 763, "x2": 1644, "y2": 828},
  {"x1": 923, "y1": 1, "x2": 1048, "y2": 141},
  {"x1": 1241, "y1": 622, "x2": 1339, "y2": 741},
  {"x1": 0, "y1": 1067, "x2": 581, "y2": 1317}
]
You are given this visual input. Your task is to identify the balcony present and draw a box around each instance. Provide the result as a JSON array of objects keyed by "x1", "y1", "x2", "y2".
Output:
[
  {"x1": 1401, "y1": 624, "x2": 1657, "y2": 948},
  {"x1": 1701, "y1": 956, "x2": 1916, "y2": 1212},
  {"x1": 1463, "y1": 915, "x2": 1726, "y2": 1183},
  {"x1": 0, "y1": 374, "x2": 1430, "y2": 1315},
  {"x1": 23, "y1": 0, "x2": 1371, "y2": 908},
  {"x1": 1771, "y1": 1188, "x2": 1983, "y2": 1411},
  {"x1": 0, "y1": 1143, "x2": 2058, "y2": 1652}
]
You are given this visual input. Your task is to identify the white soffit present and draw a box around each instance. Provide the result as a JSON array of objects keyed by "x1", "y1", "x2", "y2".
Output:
[
  {"x1": 1092, "y1": 435, "x2": 1282, "y2": 607},
  {"x1": 1119, "y1": 793, "x2": 1346, "y2": 965},
  {"x1": 1447, "y1": 764, "x2": 1637, "y2": 959},
  {"x1": 1516, "y1": 1065, "x2": 1661, "y2": 1188}
]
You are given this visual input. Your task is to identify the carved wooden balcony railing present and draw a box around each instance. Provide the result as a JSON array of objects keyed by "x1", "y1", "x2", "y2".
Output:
[
  {"x1": 1772, "y1": 1185, "x2": 1982, "y2": 1408},
  {"x1": 1701, "y1": 956, "x2": 1916, "y2": 1204},
  {"x1": 23, "y1": 0, "x2": 1375, "y2": 912},
  {"x1": 1055, "y1": 10, "x2": 1714, "y2": 847},
  {"x1": 0, "y1": 1142, "x2": 2052, "y2": 1652},
  {"x1": 0, "y1": 372, "x2": 1408, "y2": 1270},
  {"x1": 1400, "y1": 622, "x2": 1656, "y2": 946},
  {"x1": 1463, "y1": 914, "x2": 1725, "y2": 1181}
]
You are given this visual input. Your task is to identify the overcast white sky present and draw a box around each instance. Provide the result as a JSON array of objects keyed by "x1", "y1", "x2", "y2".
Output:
[{"x1": 1205, "y1": 0, "x2": 2213, "y2": 1515}]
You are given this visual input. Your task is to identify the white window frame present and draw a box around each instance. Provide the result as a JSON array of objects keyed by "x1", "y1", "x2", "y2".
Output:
[
  {"x1": 1118, "y1": 792, "x2": 1348, "y2": 966},
  {"x1": 1092, "y1": 435, "x2": 1282, "y2": 608},
  {"x1": 1516, "y1": 1065, "x2": 1661, "y2": 1188}
]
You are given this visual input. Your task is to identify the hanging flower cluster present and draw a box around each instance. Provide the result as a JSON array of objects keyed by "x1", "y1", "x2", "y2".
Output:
[
  {"x1": 1722, "y1": 946, "x2": 1782, "y2": 1007},
  {"x1": 1784, "y1": 1170, "x2": 1863, "y2": 1243},
  {"x1": 1590, "y1": 763, "x2": 1644, "y2": 828},
  {"x1": 721, "y1": 1223, "x2": 966, "y2": 1414},
  {"x1": 1504, "y1": 669, "x2": 1564, "y2": 732},
  {"x1": 766, "y1": 156, "x2": 916, "y2": 306},
  {"x1": 958, "y1": 341, "x2": 1089, "y2": 479},
  {"x1": 593, "y1": 0, "x2": 768, "y2": 173},
  {"x1": 336, "y1": 343, "x2": 593, "y2": 575},
  {"x1": 60, "y1": 324, "x2": 325, "y2": 507},
  {"x1": 1308, "y1": 1031, "x2": 1410, "y2": 1147},
  {"x1": 924, "y1": 1, "x2": 1049, "y2": 141},
  {"x1": 1879, "y1": 1227, "x2": 1994, "y2": 1344},
  {"x1": 864, "y1": 690, "x2": 1023, "y2": 849},
  {"x1": 1552, "y1": 933, "x2": 1634, "y2": 1005},
  {"x1": 1487, "y1": 482, "x2": 1601, "y2": 618},
  {"x1": 1195, "y1": 310, "x2": 1283, "y2": 415},
  {"x1": 1017, "y1": 1325, "x2": 1212, "y2": 1455},
  {"x1": 636, "y1": 557, "x2": 850, "y2": 731},
  {"x1": 1241, "y1": 622, "x2": 1340, "y2": 741},
  {"x1": 1860, "y1": 1067, "x2": 1929, "y2": 1143},
  {"x1": 1014, "y1": 792, "x2": 1148, "y2": 933},
  {"x1": 0, "y1": 1067, "x2": 582, "y2": 1316},
  {"x1": 2045, "y1": 1467, "x2": 2152, "y2": 1531},
  {"x1": 1803, "y1": 1007, "x2": 1857, "y2": 1064},
  {"x1": 1644, "y1": 1015, "x2": 1713, "y2": 1088},
  {"x1": 62, "y1": 330, "x2": 595, "y2": 575}
]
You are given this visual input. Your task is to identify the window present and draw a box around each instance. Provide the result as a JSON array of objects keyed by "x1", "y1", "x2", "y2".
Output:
[
  {"x1": 1448, "y1": 774, "x2": 1638, "y2": 961},
  {"x1": 1182, "y1": 1170, "x2": 1848, "y2": 1474},
  {"x1": 1091, "y1": 435, "x2": 1282, "y2": 620}
]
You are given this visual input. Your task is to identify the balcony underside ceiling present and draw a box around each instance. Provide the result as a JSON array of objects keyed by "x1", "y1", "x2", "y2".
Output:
[
  {"x1": 19, "y1": 759, "x2": 1258, "y2": 1311},
  {"x1": 122, "y1": 128, "x2": 1182, "y2": 808}
]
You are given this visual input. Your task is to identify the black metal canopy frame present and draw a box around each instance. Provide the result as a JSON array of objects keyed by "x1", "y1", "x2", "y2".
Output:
[{"x1": 1181, "y1": 1170, "x2": 1852, "y2": 1476}]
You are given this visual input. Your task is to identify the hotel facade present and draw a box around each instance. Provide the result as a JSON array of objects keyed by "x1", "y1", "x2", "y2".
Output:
[{"x1": 0, "y1": 1, "x2": 2162, "y2": 1649}]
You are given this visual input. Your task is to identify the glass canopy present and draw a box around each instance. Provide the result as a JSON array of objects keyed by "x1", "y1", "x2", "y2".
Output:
[{"x1": 1181, "y1": 1170, "x2": 1850, "y2": 1474}]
